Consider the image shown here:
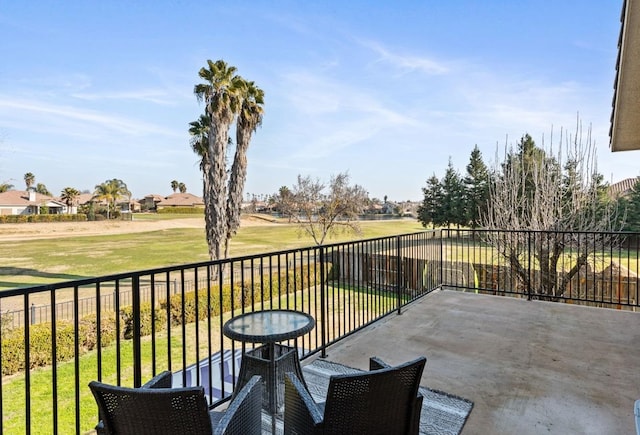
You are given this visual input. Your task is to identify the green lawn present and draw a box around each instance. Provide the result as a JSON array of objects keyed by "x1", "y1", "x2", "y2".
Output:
[
  {"x1": 2, "y1": 284, "x2": 399, "y2": 434},
  {"x1": 0, "y1": 218, "x2": 425, "y2": 291}
]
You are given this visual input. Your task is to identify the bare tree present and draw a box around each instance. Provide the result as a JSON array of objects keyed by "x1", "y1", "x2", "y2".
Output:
[
  {"x1": 482, "y1": 120, "x2": 620, "y2": 299},
  {"x1": 289, "y1": 172, "x2": 368, "y2": 245}
]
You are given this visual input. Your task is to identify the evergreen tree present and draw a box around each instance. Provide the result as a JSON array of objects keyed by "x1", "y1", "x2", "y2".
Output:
[
  {"x1": 440, "y1": 158, "x2": 465, "y2": 228},
  {"x1": 417, "y1": 175, "x2": 442, "y2": 229},
  {"x1": 620, "y1": 179, "x2": 640, "y2": 232},
  {"x1": 463, "y1": 145, "x2": 489, "y2": 228}
]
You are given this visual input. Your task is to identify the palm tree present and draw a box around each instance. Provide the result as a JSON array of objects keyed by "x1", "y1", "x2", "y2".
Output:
[
  {"x1": 24, "y1": 172, "x2": 35, "y2": 191},
  {"x1": 178, "y1": 182, "x2": 187, "y2": 193},
  {"x1": 60, "y1": 187, "x2": 80, "y2": 214},
  {"x1": 0, "y1": 182, "x2": 14, "y2": 193},
  {"x1": 93, "y1": 179, "x2": 131, "y2": 219},
  {"x1": 225, "y1": 80, "x2": 264, "y2": 258},
  {"x1": 35, "y1": 183, "x2": 51, "y2": 196},
  {"x1": 194, "y1": 59, "x2": 244, "y2": 260},
  {"x1": 170, "y1": 180, "x2": 179, "y2": 193}
]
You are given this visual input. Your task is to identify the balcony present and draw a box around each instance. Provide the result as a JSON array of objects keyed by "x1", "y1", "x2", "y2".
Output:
[
  {"x1": 318, "y1": 289, "x2": 639, "y2": 434},
  {"x1": 1, "y1": 229, "x2": 639, "y2": 434}
]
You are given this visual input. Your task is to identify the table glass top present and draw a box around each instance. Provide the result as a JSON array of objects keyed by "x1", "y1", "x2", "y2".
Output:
[{"x1": 223, "y1": 310, "x2": 315, "y2": 343}]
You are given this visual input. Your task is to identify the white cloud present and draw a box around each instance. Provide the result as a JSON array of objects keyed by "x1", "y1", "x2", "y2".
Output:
[
  {"x1": 359, "y1": 39, "x2": 450, "y2": 75},
  {"x1": 0, "y1": 96, "x2": 181, "y2": 138}
]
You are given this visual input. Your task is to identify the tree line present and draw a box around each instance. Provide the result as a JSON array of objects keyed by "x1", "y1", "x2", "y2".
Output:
[{"x1": 415, "y1": 131, "x2": 640, "y2": 232}]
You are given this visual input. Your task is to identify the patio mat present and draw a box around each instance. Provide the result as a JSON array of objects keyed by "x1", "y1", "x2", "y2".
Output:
[{"x1": 299, "y1": 359, "x2": 474, "y2": 435}]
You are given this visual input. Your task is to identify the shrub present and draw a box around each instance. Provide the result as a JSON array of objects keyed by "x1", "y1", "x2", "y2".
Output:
[
  {"x1": 79, "y1": 313, "x2": 119, "y2": 351},
  {"x1": 157, "y1": 207, "x2": 204, "y2": 214},
  {"x1": 120, "y1": 303, "x2": 166, "y2": 339}
]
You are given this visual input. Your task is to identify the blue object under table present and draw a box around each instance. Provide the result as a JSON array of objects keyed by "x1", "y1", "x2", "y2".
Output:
[{"x1": 223, "y1": 310, "x2": 315, "y2": 434}]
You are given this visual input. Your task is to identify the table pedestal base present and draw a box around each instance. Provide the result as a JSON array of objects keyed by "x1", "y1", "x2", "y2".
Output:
[{"x1": 234, "y1": 343, "x2": 306, "y2": 416}]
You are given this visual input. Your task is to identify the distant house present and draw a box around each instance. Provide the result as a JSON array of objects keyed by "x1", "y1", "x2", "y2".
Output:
[
  {"x1": 609, "y1": 177, "x2": 640, "y2": 198},
  {"x1": 140, "y1": 194, "x2": 165, "y2": 211},
  {"x1": 156, "y1": 193, "x2": 204, "y2": 210},
  {"x1": 0, "y1": 190, "x2": 66, "y2": 215}
]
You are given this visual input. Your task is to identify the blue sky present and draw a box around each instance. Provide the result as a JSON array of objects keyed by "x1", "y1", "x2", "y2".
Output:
[{"x1": 0, "y1": 1, "x2": 635, "y2": 201}]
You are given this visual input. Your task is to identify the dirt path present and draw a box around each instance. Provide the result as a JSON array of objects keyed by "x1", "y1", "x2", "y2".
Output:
[{"x1": 0, "y1": 214, "x2": 277, "y2": 242}]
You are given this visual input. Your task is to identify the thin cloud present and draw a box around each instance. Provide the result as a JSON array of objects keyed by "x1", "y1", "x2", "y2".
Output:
[
  {"x1": 0, "y1": 97, "x2": 180, "y2": 137},
  {"x1": 72, "y1": 89, "x2": 175, "y2": 105},
  {"x1": 360, "y1": 39, "x2": 449, "y2": 75}
]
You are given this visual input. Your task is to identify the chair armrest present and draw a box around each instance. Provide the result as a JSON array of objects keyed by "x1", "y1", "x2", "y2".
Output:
[
  {"x1": 409, "y1": 392, "x2": 424, "y2": 435},
  {"x1": 369, "y1": 356, "x2": 392, "y2": 371},
  {"x1": 284, "y1": 372, "x2": 324, "y2": 434},
  {"x1": 141, "y1": 371, "x2": 172, "y2": 389},
  {"x1": 213, "y1": 375, "x2": 263, "y2": 435}
]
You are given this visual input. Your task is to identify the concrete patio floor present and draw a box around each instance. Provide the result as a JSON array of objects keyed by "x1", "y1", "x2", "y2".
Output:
[{"x1": 305, "y1": 289, "x2": 640, "y2": 434}]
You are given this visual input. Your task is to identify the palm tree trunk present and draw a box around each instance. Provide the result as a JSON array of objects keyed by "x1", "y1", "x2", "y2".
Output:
[{"x1": 205, "y1": 118, "x2": 231, "y2": 260}]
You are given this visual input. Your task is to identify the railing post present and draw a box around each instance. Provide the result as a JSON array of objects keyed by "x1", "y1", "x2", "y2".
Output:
[
  {"x1": 319, "y1": 246, "x2": 327, "y2": 358},
  {"x1": 396, "y1": 235, "x2": 402, "y2": 314},
  {"x1": 132, "y1": 275, "x2": 142, "y2": 387},
  {"x1": 439, "y1": 229, "x2": 444, "y2": 289},
  {"x1": 527, "y1": 231, "x2": 532, "y2": 301},
  {"x1": 30, "y1": 303, "x2": 36, "y2": 325}
]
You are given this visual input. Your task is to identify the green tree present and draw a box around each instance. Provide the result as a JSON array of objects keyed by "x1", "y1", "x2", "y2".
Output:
[
  {"x1": 171, "y1": 180, "x2": 179, "y2": 192},
  {"x1": 93, "y1": 179, "x2": 131, "y2": 219},
  {"x1": 463, "y1": 145, "x2": 490, "y2": 228},
  {"x1": 275, "y1": 185, "x2": 294, "y2": 222},
  {"x1": 194, "y1": 59, "x2": 243, "y2": 260},
  {"x1": 35, "y1": 183, "x2": 51, "y2": 196},
  {"x1": 178, "y1": 182, "x2": 187, "y2": 193},
  {"x1": 440, "y1": 158, "x2": 466, "y2": 228},
  {"x1": 193, "y1": 59, "x2": 263, "y2": 260},
  {"x1": 0, "y1": 182, "x2": 14, "y2": 193},
  {"x1": 417, "y1": 175, "x2": 442, "y2": 229},
  {"x1": 60, "y1": 187, "x2": 80, "y2": 214},
  {"x1": 24, "y1": 172, "x2": 35, "y2": 191},
  {"x1": 619, "y1": 179, "x2": 640, "y2": 232}
]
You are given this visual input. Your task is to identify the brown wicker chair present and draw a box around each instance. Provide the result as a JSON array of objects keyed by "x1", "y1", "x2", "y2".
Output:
[
  {"x1": 284, "y1": 356, "x2": 426, "y2": 435},
  {"x1": 89, "y1": 372, "x2": 262, "y2": 435}
]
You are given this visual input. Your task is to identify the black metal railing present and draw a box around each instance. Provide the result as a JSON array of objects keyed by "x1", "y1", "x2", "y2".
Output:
[
  {"x1": 440, "y1": 229, "x2": 640, "y2": 309},
  {"x1": 3, "y1": 228, "x2": 640, "y2": 434},
  {"x1": 0, "y1": 231, "x2": 441, "y2": 435}
]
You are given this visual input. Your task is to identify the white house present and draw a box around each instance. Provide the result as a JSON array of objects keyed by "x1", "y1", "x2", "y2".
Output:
[{"x1": 0, "y1": 190, "x2": 66, "y2": 216}]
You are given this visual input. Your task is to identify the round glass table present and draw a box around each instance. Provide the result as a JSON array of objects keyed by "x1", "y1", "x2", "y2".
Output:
[{"x1": 223, "y1": 310, "x2": 315, "y2": 433}]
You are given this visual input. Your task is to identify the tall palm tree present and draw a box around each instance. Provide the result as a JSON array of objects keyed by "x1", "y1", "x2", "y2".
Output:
[
  {"x1": 93, "y1": 179, "x2": 131, "y2": 219},
  {"x1": 225, "y1": 80, "x2": 264, "y2": 258},
  {"x1": 60, "y1": 187, "x2": 80, "y2": 214},
  {"x1": 170, "y1": 180, "x2": 179, "y2": 193},
  {"x1": 24, "y1": 172, "x2": 35, "y2": 191},
  {"x1": 194, "y1": 59, "x2": 244, "y2": 260}
]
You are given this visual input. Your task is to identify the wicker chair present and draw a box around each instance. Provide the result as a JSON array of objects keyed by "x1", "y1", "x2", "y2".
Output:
[
  {"x1": 89, "y1": 372, "x2": 262, "y2": 435},
  {"x1": 284, "y1": 356, "x2": 426, "y2": 435}
]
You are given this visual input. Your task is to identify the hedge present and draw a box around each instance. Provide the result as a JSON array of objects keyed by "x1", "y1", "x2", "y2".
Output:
[
  {"x1": 157, "y1": 207, "x2": 204, "y2": 214},
  {"x1": 0, "y1": 214, "x2": 88, "y2": 224}
]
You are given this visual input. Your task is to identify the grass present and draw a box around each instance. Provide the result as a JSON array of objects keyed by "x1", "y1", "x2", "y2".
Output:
[
  {"x1": 2, "y1": 284, "x2": 399, "y2": 434},
  {"x1": 0, "y1": 218, "x2": 425, "y2": 291}
]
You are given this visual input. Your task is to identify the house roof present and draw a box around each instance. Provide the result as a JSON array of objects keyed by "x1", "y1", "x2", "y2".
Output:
[
  {"x1": 0, "y1": 190, "x2": 63, "y2": 206},
  {"x1": 608, "y1": 176, "x2": 639, "y2": 197},
  {"x1": 157, "y1": 192, "x2": 204, "y2": 207},
  {"x1": 610, "y1": 0, "x2": 640, "y2": 151}
]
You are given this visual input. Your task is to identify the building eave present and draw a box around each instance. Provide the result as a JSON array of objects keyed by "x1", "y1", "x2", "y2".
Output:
[{"x1": 610, "y1": 0, "x2": 640, "y2": 151}]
